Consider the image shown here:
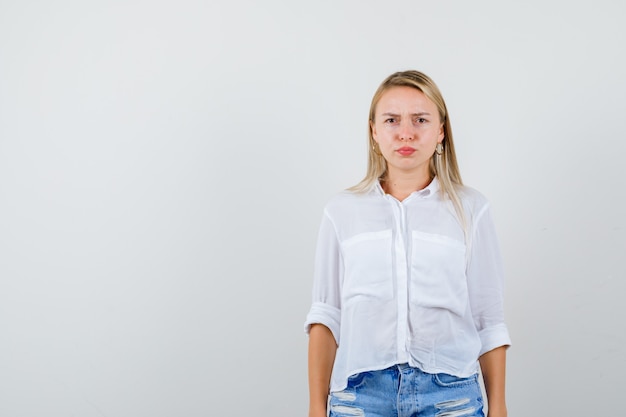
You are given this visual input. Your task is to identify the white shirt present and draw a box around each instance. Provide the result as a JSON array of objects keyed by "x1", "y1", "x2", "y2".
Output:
[{"x1": 304, "y1": 178, "x2": 511, "y2": 393}]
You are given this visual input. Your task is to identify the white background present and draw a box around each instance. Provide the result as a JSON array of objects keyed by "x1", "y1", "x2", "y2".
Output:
[{"x1": 1, "y1": 1, "x2": 625, "y2": 416}]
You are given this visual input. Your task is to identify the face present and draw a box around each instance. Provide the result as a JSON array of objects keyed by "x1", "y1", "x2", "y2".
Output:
[{"x1": 371, "y1": 86, "x2": 444, "y2": 179}]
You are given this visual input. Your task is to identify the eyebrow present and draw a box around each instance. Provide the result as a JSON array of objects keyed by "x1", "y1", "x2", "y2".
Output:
[{"x1": 380, "y1": 112, "x2": 432, "y2": 117}]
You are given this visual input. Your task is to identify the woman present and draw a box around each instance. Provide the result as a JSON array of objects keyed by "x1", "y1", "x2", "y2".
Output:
[{"x1": 305, "y1": 70, "x2": 511, "y2": 417}]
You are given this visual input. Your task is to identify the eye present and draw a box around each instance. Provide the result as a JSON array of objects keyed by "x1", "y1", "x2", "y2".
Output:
[
  {"x1": 416, "y1": 117, "x2": 427, "y2": 124},
  {"x1": 384, "y1": 118, "x2": 396, "y2": 124}
]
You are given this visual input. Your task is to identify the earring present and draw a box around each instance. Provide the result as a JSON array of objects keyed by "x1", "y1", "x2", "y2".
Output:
[
  {"x1": 435, "y1": 143, "x2": 444, "y2": 155},
  {"x1": 372, "y1": 142, "x2": 382, "y2": 156}
]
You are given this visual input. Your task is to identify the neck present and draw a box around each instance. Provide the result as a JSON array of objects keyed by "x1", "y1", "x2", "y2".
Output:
[{"x1": 382, "y1": 169, "x2": 432, "y2": 201}]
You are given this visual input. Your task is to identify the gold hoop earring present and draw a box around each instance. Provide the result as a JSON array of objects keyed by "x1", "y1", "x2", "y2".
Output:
[
  {"x1": 372, "y1": 142, "x2": 382, "y2": 156},
  {"x1": 435, "y1": 143, "x2": 444, "y2": 155}
]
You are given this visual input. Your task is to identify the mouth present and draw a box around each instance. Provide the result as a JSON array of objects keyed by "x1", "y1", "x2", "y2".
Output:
[{"x1": 396, "y1": 147, "x2": 416, "y2": 156}]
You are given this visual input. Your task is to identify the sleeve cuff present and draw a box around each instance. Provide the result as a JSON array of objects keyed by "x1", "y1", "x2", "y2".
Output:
[
  {"x1": 478, "y1": 323, "x2": 511, "y2": 356},
  {"x1": 304, "y1": 302, "x2": 341, "y2": 345}
]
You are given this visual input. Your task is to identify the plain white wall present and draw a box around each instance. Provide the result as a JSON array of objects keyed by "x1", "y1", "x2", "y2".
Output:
[{"x1": 1, "y1": 0, "x2": 624, "y2": 415}]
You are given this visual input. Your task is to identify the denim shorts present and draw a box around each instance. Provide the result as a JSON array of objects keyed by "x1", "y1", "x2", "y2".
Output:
[{"x1": 328, "y1": 364, "x2": 484, "y2": 417}]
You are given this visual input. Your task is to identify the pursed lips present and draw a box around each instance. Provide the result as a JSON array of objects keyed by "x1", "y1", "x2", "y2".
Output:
[{"x1": 396, "y1": 147, "x2": 416, "y2": 156}]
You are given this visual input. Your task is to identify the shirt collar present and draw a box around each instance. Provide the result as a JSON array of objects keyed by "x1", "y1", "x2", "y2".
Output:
[{"x1": 373, "y1": 176, "x2": 440, "y2": 199}]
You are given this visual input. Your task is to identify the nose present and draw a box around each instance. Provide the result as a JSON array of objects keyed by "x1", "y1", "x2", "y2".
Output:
[{"x1": 399, "y1": 119, "x2": 414, "y2": 141}]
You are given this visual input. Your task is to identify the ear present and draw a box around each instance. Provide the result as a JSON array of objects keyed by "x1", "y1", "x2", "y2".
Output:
[
  {"x1": 438, "y1": 123, "x2": 445, "y2": 143},
  {"x1": 370, "y1": 120, "x2": 378, "y2": 141}
]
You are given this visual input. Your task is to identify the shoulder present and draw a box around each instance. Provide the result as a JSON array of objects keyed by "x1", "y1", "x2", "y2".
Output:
[
  {"x1": 454, "y1": 184, "x2": 491, "y2": 216},
  {"x1": 321, "y1": 186, "x2": 384, "y2": 224},
  {"x1": 323, "y1": 189, "x2": 372, "y2": 214}
]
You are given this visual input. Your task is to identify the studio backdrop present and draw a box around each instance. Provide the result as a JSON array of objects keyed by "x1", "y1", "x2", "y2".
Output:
[{"x1": 0, "y1": 1, "x2": 624, "y2": 416}]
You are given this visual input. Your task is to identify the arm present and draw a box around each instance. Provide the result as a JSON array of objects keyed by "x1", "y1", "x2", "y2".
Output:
[
  {"x1": 306, "y1": 210, "x2": 343, "y2": 417},
  {"x1": 308, "y1": 323, "x2": 337, "y2": 417},
  {"x1": 479, "y1": 345, "x2": 507, "y2": 417},
  {"x1": 466, "y1": 202, "x2": 511, "y2": 417}
]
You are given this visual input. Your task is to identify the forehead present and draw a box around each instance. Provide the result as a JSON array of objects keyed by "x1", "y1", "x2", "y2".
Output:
[{"x1": 376, "y1": 86, "x2": 437, "y2": 113}]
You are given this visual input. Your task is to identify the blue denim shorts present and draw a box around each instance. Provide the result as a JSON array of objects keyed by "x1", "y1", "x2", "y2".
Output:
[{"x1": 329, "y1": 364, "x2": 484, "y2": 417}]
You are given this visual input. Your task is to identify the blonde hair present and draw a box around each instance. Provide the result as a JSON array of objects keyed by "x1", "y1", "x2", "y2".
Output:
[{"x1": 349, "y1": 70, "x2": 467, "y2": 232}]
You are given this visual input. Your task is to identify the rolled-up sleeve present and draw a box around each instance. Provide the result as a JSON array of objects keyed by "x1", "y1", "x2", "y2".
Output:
[
  {"x1": 304, "y1": 210, "x2": 343, "y2": 345},
  {"x1": 466, "y1": 204, "x2": 511, "y2": 356}
]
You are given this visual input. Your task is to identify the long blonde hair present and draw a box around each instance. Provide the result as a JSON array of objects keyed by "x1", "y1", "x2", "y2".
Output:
[{"x1": 349, "y1": 70, "x2": 467, "y2": 231}]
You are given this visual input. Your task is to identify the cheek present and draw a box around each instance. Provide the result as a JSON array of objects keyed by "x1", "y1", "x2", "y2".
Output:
[{"x1": 375, "y1": 126, "x2": 393, "y2": 142}]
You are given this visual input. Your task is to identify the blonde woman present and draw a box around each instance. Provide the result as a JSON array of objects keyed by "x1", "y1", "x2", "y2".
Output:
[{"x1": 305, "y1": 70, "x2": 510, "y2": 417}]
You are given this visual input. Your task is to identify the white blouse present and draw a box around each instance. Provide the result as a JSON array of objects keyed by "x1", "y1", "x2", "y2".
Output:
[{"x1": 304, "y1": 178, "x2": 511, "y2": 393}]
